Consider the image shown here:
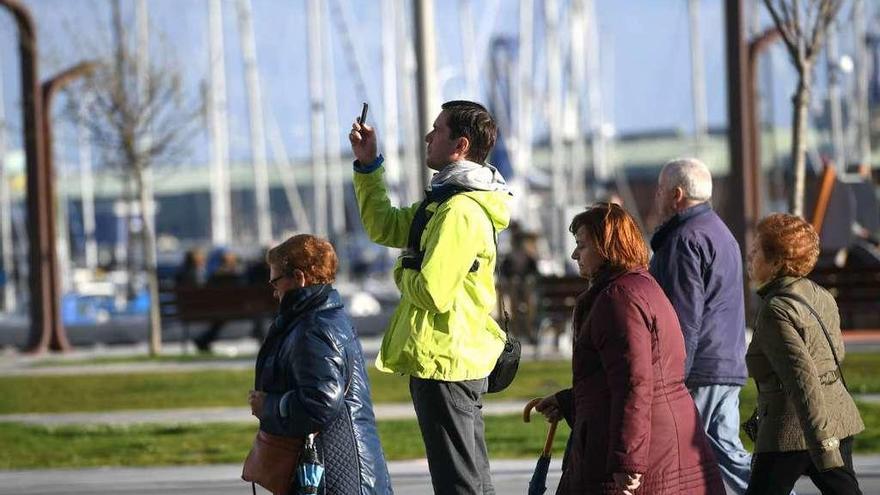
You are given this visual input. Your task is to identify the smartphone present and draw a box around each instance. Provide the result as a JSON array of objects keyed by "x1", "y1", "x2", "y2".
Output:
[{"x1": 359, "y1": 102, "x2": 369, "y2": 126}]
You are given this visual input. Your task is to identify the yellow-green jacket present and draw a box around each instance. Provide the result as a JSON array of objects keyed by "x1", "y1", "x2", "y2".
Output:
[{"x1": 353, "y1": 160, "x2": 510, "y2": 381}]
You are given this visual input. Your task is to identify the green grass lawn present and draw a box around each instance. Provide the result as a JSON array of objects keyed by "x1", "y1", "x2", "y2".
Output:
[
  {"x1": 3, "y1": 403, "x2": 880, "y2": 470},
  {"x1": 0, "y1": 360, "x2": 574, "y2": 414},
  {"x1": 3, "y1": 354, "x2": 880, "y2": 414},
  {"x1": 0, "y1": 415, "x2": 572, "y2": 470},
  {"x1": 32, "y1": 353, "x2": 256, "y2": 368}
]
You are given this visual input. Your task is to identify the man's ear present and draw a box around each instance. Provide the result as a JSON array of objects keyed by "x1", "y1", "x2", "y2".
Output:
[
  {"x1": 672, "y1": 186, "x2": 687, "y2": 205},
  {"x1": 455, "y1": 136, "x2": 471, "y2": 158}
]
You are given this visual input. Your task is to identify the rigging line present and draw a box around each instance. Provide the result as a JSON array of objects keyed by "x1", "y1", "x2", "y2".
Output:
[{"x1": 327, "y1": 0, "x2": 374, "y2": 107}]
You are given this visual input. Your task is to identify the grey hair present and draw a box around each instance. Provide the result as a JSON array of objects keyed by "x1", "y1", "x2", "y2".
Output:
[{"x1": 660, "y1": 158, "x2": 713, "y2": 202}]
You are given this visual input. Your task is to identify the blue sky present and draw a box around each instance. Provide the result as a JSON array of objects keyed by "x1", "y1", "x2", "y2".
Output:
[{"x1": 0, "y1": 0, "x2": 869, "y2": 169}]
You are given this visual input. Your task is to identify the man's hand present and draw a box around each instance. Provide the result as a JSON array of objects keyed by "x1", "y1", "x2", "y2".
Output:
[
  {"x1": 248, "y1": 389, "x2": 266, "y2": 419},
  {"x1": 349, "y1": 120, "x2": 378, "y2": 165},
  {"x1": 612, "y1": 472, "x2": 642, "y2": 495},
  {"x1": 534, "y1": 394, "x2": 562, "y2": 423}
]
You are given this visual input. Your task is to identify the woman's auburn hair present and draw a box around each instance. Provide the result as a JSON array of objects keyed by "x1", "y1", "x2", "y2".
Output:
[
  {"x1": 569, "y1": 203, "x2": 649, "y2": 271},
  {"x1": 266, "y1": 234, "x2": 338, "y2": 284},
  {"x1": 756, "y1": 213, "x2": 820, "y2": 277}
]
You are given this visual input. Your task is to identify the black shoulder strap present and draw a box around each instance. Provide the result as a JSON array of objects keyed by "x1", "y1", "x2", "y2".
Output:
[
  {"x1": 406, "y1": 186, "x2": 469, "y2": 252},
  {"x1": 772, "y1": 292, "x2": 848, "y2": 390},
  {"x1": 404, "y1": 187, "x2": 480, "y2": 272},
  {"x1": 404, "y1": 190, "x2": 510, "y2": 330}
]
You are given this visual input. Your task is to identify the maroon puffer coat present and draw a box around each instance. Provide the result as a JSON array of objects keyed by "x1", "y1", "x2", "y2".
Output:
[{"x1": 554, "y1": 268, "x2": 723, "y2": 494}]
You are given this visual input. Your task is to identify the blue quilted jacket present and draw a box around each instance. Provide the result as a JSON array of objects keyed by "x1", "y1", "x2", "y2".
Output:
[{"x1": 256, "y1": 284, "x2": 393, "y2": 495}]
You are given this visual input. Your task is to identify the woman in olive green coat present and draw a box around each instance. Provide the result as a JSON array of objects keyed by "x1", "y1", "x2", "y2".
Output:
[{"x1": 745, "y1": 213, "x2": 864, "y2": 495}]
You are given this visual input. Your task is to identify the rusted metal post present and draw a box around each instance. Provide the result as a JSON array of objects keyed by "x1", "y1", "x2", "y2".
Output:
[
  {"x1": 725, "y1": 0, "x2": 751, "y2": 251},
  {"x1": 35, "y1": 62, "x2": 97, "y2": 352},
  {"x1": 746, "y1": 28, "x2": 781, "y2": 229},
  {"x1": 0, "y1": 0, "x2": 59, "y2": 353},
  {"x1": 725, "y1": 0, "x2": 756, "y2": 316}
]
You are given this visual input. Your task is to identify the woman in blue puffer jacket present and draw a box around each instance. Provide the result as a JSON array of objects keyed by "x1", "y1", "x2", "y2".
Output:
[{"x1": 248, "y1": 234, "x2": 393, "y2": 494}]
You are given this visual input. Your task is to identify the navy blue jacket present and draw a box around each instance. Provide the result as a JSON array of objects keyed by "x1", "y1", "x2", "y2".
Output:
[
  {"x1": 255, "y1": 284, "x2": 392, "y2": 495},
  {"x1": 649, "y1": 203, "x2": 748, "y2": 387}
]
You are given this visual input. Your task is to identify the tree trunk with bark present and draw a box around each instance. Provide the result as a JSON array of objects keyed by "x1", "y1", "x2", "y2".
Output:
[
  {"x1": 134, "y1": 166, "x2": 162, "y2": 356},
  {"x1": 790, "y1": 70, "x2": 811, "y2": 217}
]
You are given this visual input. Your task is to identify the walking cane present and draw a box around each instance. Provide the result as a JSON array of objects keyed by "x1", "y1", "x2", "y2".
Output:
[{"x1": 524, "y1": 398, "x2": 560, "y2": 495}]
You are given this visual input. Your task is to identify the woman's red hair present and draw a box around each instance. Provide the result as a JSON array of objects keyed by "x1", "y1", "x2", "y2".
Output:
[
  {"x1": 266, "y1": 234, "x2": 338, "y2": 284},
  {"x1": 569, "y1": 203, "x2": 649, "y2": 271}
]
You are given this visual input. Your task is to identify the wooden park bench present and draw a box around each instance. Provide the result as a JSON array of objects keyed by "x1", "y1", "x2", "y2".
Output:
[
  {"x1": 160, "y1": 284, "x2": 277, "y2": 349},
  {"x1": 498, "y1": 275, "x2": 585, "y2": 352},
  {"x1": 534, "y1": 275, "x2": 586, "y2": 331},
  {"x1": 808, "y1": 266, "x2": 880, "y2": 332}
]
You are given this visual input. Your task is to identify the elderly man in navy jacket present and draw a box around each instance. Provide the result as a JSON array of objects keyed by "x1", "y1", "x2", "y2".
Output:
[{"x1": 649, "y1": 158, "x2": 752, "y2": 494}]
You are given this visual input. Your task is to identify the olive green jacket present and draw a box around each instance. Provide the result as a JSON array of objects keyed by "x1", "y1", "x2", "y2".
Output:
[{"x1": 746, "y1": 276, "x2": 864, "y2": 470}]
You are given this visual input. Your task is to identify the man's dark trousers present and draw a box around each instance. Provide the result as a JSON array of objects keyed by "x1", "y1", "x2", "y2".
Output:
[{"x1": 410, "y1": 376, "x2": 494, "y2": 494}]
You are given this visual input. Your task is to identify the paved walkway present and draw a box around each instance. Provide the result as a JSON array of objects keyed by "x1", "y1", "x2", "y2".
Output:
[
  {"x1": 0, "y1": 400, "x2": 529, "y2": 426},
  {"x1": 3, "y1": 457, "x2": 880, "y2": 495},
  {"x1": 3, "y1": 394, "x2": 879, "y2": 427},
  {"x1": 0, "y1": 459, "x2": 566, "y2": 495}
]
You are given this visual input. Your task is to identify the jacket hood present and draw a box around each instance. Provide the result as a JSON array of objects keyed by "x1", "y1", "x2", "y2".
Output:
[
  {"x1": 427, "y1": 160, "x2": 511, "y2": 232},
  {"x1": 459, "y1": 189, "x2": 512, "y2": 232},
  {"x1": 428, "y1": 160, "x2": 511, "y2": 194}
]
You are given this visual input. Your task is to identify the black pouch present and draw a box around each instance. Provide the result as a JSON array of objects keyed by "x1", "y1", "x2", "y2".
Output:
[{"x1": 487, "y1": 329, "x2": 521, "y2": 393}]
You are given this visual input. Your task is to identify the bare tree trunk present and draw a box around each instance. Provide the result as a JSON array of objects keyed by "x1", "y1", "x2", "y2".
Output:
[
  {"x1": 790, "y1": 72, "x2": 811, "y2": 217},
  {"x1": 123, "y1": 176, "x2": 137, "y2": 298},
  {"x1": 134, "y1": 167, "x2": 162, "y2": 356}
]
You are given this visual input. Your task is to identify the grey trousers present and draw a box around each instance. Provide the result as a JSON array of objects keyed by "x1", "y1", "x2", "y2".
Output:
[{"x1": 410, "y1": 376, "x2": 494, "y2": 495}]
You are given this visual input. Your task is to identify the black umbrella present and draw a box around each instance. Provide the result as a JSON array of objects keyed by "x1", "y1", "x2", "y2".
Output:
[{"x1": 524, "y1": 398, "x2": 560, "y2": 495}]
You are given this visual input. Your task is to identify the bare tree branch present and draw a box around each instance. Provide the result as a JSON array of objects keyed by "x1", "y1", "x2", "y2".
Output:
[
  {"x1": 764, "y1": 0, "x2": 799, "y2": 58},
  {"x1": 783, "y1": 0, "x2": 802, "y2": 42},
  {"x1": 760, "y1": 0, "x2": 843, "y2": 215},
  {"x1": 806, "y1": 0, "x2": 843, "y2": 63}
]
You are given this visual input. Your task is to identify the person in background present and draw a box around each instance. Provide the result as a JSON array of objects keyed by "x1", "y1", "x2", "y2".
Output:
[
  {"x1": 245, "y1": 250, "x2": 272, "y2": 343},
  {"x1": 175, "y1": 248, "x2": 207, "y2": 287},
  {"x1": 248, "y1": 234, "x2": 392, "y2": 494},
  {"x1": 208, "y1": 250, "x2": 243, "y2": 286},
  {"x1": 194, "y1": 249, "x2": 244, "y2": 352},
  {"x1": 745, "y1": 214, "x2": 864, "y2": 495},
  {"x1": 649, "y1": 158, "x2": 753, "y2": 493},
  {"x1": 500, "y1": 229, "x2": 541, "y2": 344},
  {"x1": 536, "y1": 203, "x2": 723, "y2": 494}
]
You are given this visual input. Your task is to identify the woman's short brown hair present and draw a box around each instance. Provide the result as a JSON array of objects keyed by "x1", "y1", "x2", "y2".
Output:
[
  {"x1": 755, "y1": 213, "x2": 820, "y2": 277},
  {"x1": 569, "y1": 203, "x2": 649, "y2": 271},
  {"x1": 266, "y1": 234, "x2": 338, "y2": 284}
]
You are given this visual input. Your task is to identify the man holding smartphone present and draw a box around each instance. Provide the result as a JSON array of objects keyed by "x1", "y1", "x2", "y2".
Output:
[{"x1": 349, "y1": 101, "x2": 510, "y2": 494}]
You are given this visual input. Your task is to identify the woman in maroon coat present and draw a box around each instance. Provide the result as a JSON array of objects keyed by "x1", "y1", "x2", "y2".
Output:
[{"x1": 537, "y1": 203, "x2": 723, "y2": 494}]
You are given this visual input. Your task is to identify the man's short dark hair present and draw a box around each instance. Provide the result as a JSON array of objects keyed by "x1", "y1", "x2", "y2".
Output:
[{"x1": 440, "y1": 100, "x2": 497, "y2": 164}]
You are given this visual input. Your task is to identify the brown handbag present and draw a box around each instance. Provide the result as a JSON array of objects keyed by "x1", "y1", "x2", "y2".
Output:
[{"x1": 241, "y1": 430, "x2": 304, "y2": 495}]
